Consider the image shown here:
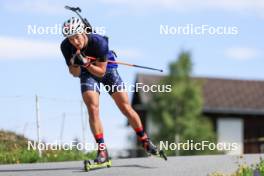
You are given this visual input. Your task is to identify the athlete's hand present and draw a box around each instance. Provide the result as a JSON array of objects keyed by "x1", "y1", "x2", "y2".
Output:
[{"x1": 70, "y1": 50, "x2": 91, "y2": 67}]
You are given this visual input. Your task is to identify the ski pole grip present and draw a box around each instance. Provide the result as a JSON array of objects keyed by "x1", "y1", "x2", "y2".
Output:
[{"x1": 64, "y1": 6, "x2": 81, "y2": 12}]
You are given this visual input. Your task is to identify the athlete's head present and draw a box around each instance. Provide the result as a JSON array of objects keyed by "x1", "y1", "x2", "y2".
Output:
[{"x1": 62, "y1": 17, "x2": 87, "y2": 50}]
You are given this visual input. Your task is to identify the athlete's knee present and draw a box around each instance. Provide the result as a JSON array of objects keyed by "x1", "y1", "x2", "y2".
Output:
[{"x1": 87, "y1": 104, "x2": 99, "y2": 121}]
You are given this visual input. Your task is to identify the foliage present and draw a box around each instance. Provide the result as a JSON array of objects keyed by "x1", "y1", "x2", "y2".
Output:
[{"x1": 148, "y1": 51, "x2": 217, "y2": 155}]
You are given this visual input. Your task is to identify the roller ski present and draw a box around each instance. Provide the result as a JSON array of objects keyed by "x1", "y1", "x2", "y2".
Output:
[
  {"x1": 142, "y1": 138, "x2": 167, "y2": 161},
  {"x1": 84, "y1": 149, "x2": 112, "y2": 172}
]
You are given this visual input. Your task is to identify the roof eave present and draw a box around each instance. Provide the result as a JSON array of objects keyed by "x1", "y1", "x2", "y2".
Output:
[{"x1": 203, "y1": 107, "x2": 264, "y2": 116}]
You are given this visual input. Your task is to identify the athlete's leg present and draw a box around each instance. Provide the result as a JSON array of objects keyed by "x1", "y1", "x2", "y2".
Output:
[
  {"x1": 111, "y1": 91, "x2": 143, "y2": 131},
  {"x1": 80, "y1": 73, "x2": 107, "y2": 156},
  {"x1": 101, "y1": 68, "x2": 148, "y2": 140},
  {"x1": 82, "y1": 90, "x2": 109, "y2": 161},
  {"x1": 112, "y1": 91, "x2": 161, "y2": 155},
  {"x1": 102, "y1": 68, "x2": 159, "y2": 155},
  {"x1": 82, "y1": 90, "x2": 103, "y2": 136}
]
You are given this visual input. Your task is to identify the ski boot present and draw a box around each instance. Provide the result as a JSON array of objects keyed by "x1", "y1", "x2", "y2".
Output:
[{"x1": 142, "y1": 138, "x2": 167, "y2": 161}]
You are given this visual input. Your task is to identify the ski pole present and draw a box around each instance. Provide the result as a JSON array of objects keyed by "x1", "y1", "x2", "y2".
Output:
[{"x1": 87, "y1": 56, "x2": 163, "y2": 72}]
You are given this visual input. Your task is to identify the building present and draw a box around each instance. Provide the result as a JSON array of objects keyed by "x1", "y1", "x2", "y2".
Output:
[{"x1": 131, "y1": 73, "x2": 264, "y2": 155}]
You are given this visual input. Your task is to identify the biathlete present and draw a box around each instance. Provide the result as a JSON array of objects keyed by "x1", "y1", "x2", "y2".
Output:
[{"x1": 60, "y1": 17, "x2": 161, "y2": 164}]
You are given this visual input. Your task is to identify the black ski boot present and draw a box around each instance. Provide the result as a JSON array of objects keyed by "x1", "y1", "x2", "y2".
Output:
[
  {"x1": 142, "y1": 138, "x2": 158, "y2": 155},
  {"x1": 142, "y1": 138, "x2": 167, "y2": 160}
]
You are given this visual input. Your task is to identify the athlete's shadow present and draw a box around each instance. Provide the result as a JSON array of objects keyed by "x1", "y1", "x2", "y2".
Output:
[
  {"x1": 72, "y1": 164, "x2": 157, "y2": 173},
  {"x1": 113, "y1": 164, "x2": 157, "y2": 169},
  {"x1": 0, "y1": 164, "x2": 157, "y2": 173},
  {"x1": 0, "y1": 167, "x2": 81, "y2": 173}
]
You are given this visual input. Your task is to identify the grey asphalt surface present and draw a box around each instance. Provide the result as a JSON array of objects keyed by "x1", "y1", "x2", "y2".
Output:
[{"x1": 0, "y1": 154, "x2": 263, "y2": 176}]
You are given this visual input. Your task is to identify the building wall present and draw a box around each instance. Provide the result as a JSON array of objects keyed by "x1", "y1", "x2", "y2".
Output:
[
  {"x1": 244, "y1": 117, "x2": 264, "y2": 153},
  {"x1": 217, "y1": 118, "x2": 244, "y2": 155}
]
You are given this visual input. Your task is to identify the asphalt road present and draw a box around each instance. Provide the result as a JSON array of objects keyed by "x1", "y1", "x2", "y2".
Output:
[{"x1": 0, "y1": 154, "x2": 263, "y2": 176}]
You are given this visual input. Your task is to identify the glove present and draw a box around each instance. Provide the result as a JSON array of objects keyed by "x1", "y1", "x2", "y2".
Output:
[{"x1": 70, "y1": 53, "x2": 90, "y2": 66}]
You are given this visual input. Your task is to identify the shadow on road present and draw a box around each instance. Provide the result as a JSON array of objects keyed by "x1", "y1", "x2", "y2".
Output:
[
  {"x1": 0, "y1": 167, "x2": 81, "y2": 173},
  {"x1": 0, "y1": 164, "x2": 157, "y2": 173},
  {"x1": 113, "y1": 164, "x2": 157, "y2": 169}
]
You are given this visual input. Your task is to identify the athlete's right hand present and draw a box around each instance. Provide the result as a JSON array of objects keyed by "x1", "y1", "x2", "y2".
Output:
[{"x1": 70, "y1": 50, "x2": 90, "y2": 66}]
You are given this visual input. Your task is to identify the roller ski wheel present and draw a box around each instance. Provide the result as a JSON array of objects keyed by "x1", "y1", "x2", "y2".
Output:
[
  {"x1": 84, "y1": 149, "x2": 112, "y2": 172},
  {"x1": 158, "y1": 149, "x2": 167, "y2": 161},
  {"x1": 148, "y1": 149, "x2": 167, "y2": 161},
  {"x1": 84, "y1": 159, "x2": 112, "y2": 172}
]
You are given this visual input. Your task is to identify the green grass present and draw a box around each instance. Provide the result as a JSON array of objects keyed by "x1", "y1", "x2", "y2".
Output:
[
  {"x1": 209, "y1": 157, "x2": 264, "y2": 176},
  {"x1": 0, "y1": 130, "x2": 96, "y2": 164}
]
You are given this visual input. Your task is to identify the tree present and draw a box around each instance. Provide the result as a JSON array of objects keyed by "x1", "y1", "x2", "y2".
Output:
[{"x1": 148, "y1": 51, "x2": 217, "y2": 155}]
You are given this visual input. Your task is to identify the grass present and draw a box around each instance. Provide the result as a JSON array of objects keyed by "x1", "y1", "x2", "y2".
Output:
[
  {"x1": 0, "y1": 130, "x2": 96, "y2": 164},
  {"x1": 209, "y1": 157, "x2": 264, "y2": 176}
]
